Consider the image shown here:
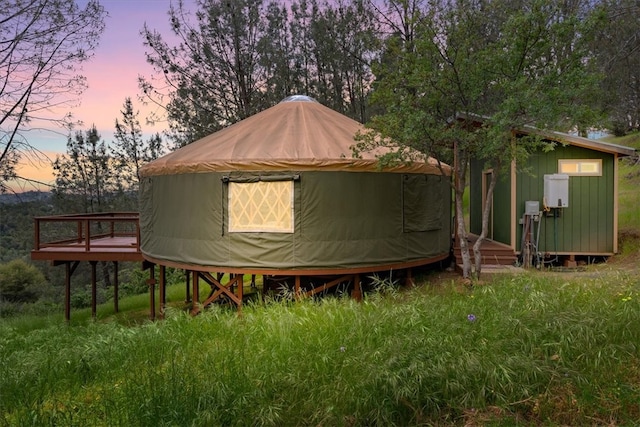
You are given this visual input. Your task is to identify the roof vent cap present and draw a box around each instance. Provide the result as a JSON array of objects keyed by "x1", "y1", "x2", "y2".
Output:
[{"x1": 281, "y1": 94, "x2": 317, "y2": 103}]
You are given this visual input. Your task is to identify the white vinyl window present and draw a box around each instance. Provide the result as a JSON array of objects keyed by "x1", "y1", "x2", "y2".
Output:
[
  {"x1": 228, "y1": 181, "x2": 294, "y2": 233},
  {"x1": 558, "y1": 159, "x2": 602, "y2": 176}
]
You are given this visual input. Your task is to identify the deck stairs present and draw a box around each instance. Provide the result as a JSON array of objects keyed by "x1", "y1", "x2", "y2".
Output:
[{"x1": 453, "y1": 233, "x2": 518, "y2": 269}]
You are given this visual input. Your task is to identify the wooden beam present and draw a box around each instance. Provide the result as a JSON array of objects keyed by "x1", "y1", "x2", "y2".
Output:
[
  {"x1": 185, "y1": 269, "x2": 191, "y2": 303},
  {"x1": 352, "y1": 274, "x2": 362, "y2": 301},
  {"x1": 199, "y1": 272, "x2": 242, "y2": 307},
  {"x1": 146, "y1": 263, "x2": 156, "y2": 321},
  {"x1": 191, "y1": 271, "x2": 200, "y2": 316},
  {"x1": 306, "y1": 274, "x2": 354, "y2": 297},
  {"x1": 90, "y1": 261, "x2": 97, "y2": 319},
  {"x1": 64, "y1": 261, "x2": 79, "y2": 322},
  {"x1": 113, "y1": 261, "x2": 119, "y2": 313},
  {"x1": 140, "y1": 253, "x2": 450, "y2": 277},
  {"x1": 159, "y1": 265, "x2": 166, "y2": 319}
]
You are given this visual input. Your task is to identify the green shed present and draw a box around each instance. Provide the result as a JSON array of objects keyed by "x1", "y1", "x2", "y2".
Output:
[
  {"x1": 139, "y1": 96, "x2": 451, "y2": 307},
  {"x1": 470, "y1": 128, "x2": 635, "y2": 265}
]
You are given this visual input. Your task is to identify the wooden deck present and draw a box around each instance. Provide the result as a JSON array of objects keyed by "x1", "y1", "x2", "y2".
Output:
[
  {"x1": 30, "y1": 213, "x2": 145, "y2": 322},
  {"x1": 453, "y1": 233, "x2": 518, "y2": 269},
  {"x1": 31, "y1": 212, "x2": 143, "y2": 262}
]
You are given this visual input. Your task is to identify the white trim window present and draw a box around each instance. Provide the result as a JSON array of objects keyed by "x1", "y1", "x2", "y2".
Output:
[
  {"x1": 228, "y1": 181, "x2": 294, "y2": 233},
  {"x1": 558, "y1": 159, "x2": 602, "y2": 176}
]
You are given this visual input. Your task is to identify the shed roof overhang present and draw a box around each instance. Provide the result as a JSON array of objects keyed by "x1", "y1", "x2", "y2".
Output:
[
  {"x1": 515, "y1": 127, "x2": 636, "y2": 157},
  {"x1": 455, "y1": 113, "x2": 636, "y2": 157}
]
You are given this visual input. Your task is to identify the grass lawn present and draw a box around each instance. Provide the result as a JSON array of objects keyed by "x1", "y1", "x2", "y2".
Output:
[{"x1": 1, "y1": 265, "x2": 640, "y2": 426}]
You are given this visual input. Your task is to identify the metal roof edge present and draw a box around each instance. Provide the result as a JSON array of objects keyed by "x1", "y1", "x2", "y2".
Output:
[{"x1": 455, "y1": 113, "x2": 636, "y2": 157}]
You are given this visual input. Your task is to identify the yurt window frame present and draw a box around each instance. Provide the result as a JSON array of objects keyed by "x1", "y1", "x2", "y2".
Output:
[{"x1": 223, "y1": 174, "x2": 299, "y2": 234}]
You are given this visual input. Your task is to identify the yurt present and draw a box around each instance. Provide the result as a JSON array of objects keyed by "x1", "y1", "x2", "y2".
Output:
[{"x1": 139, "y1": 96, "x2": 451, "y2": 309}]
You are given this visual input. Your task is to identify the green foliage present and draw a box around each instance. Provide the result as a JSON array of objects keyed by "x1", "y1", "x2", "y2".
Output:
[
  {"x1": 605, "y1": 132, "x2": 640, "y2": 232},
  {"x1": 592, "y1": 1, "x2": 640, "y2": 134},
  {"x1": 0, "y1": 259, "x2": 45, "y2": 304},
  {"x1": 361, "y1": 0, "x2": 604, "y2": 278},
  {"x1": 367, "y1": 0, "x2": 602, "y2": 166},
  {"x1": 0, "y1": 198, "x2": 55, "y2": 262},
  {"x1": 1, "y1": 272, "x2": 639, "y2": 425},
  {"x1": 52, "y1": 126, "x2": 114, "y2": 214},
  {"x1": 140, "y1": 0, "x2": 378, "y2": 147},
  {"x1": 112, "y1": 97, "x2": 164, "y2": 200}
]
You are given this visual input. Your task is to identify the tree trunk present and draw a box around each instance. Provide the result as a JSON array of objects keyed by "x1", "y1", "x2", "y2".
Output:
[
  {"x1": 454, "y1": 142, "x2": 472, "y2": 279},
  {"x1": 473, "y1": 168, "x2": 498, "y2": 279},
  {"x1": 455, "y1": 187, "x2": 472, "y2": 279}
]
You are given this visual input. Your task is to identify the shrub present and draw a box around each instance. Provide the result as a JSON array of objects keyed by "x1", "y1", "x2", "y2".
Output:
[{"x1": 0, "y1": 259, "x2": 45, "y2": 303}]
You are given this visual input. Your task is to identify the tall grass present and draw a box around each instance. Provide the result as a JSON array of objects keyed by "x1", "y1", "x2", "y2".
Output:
[{"x1": 1, "y1": 271, "x2": 639, "y2": 426}]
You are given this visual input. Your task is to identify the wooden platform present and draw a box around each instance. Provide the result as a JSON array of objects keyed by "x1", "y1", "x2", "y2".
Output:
[
  {"x1": 453, "y1": 233, "x2": 518, "y2": 269},
  {"x1": 31, "y1": 212, "x2": 143, "y2": 262},
  {"x1": 30, "y1": 213, "x2": 144, "y2": 322}
]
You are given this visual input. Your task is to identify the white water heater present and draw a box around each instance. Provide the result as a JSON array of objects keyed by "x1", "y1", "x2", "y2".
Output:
[{"x1": 544, "y1": 174, "x2": 569, "y2": 208}]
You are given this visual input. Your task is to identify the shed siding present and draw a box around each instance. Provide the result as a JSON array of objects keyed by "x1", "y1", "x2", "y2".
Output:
[
  {"x1": 492, "y1": 172, "x2": 512, "y2": 244},
  {"x1": 470, "y1": 144, "x2": 616, "y2": 255},
  {"x1": 515, "y1": 145, "x2": 615, "y2": 254}
]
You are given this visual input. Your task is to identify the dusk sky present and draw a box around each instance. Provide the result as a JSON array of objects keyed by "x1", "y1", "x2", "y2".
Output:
[{"x1": 18, "y1": 0, "x2": 198, "y2": 191}]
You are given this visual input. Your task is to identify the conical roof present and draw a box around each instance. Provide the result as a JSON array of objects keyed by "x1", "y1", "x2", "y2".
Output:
[{"x1": 141, "y1": 95, "x2": 449, "y2": 177}]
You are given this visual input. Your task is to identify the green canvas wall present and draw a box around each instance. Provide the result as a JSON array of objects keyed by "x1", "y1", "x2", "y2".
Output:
[{"x1": 140, "y1": 171, "x2": 452, "y2": 271}]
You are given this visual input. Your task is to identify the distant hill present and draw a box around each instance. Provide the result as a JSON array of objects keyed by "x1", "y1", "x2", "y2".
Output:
[{"x1": 0, "y1": 191, "x2": 52, "y2": 205}]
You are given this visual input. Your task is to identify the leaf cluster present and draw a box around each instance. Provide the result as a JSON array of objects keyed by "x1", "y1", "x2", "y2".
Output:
[
  {"x1": 366, "y1": 0, "x2": 603, "y2": 172},
  {"x1": 140, "y1": 0, "x2": 380, "y2": 147}
]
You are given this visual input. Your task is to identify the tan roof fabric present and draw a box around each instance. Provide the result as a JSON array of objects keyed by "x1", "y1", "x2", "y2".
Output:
[{"x1": 141, "y1": 96, "x2": 450, "y2": 176}]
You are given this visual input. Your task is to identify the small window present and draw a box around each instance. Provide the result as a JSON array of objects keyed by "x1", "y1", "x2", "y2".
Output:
[
  {"x1": 558, "y1": 159, "x2": 602, "y2": 176},
  {"x1": 228, "y1": 181, "x2": 294, "y2": 233}
]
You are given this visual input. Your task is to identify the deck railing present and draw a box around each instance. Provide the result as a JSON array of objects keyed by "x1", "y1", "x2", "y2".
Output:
[{"x1": 33, "y1": 212, "x2": 140, "y2": 252}]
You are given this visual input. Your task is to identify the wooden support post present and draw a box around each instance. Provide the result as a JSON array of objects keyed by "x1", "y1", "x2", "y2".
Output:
[
  {"x1": 191, "y1": 271, "x2": 200, "y2": 315},
  {"x1": 185, "y1": 269, "x2": 191, "y2": 303},
  {"x1": 61, "y1": 261, "x2": 80, "y2": 323},
  {"x1": 237, "y1": 274, "x2": 244, "y2": 312},
  {"x1": 65, "y1": 262, "x2": 71, "y2": 322},
  {"x1": 147, "y1": 264, "x2": 156, "y2": 321},
  {"x1": 564, "y1": 255, "x2": 577, "y2": 268},
  {"x1": 77, "y1": 221, "x2": 83, "y2": 244},
  {"x1": 113, "y1": 261, "x2": 119, "y2": 313},
  {"x1": 34, "y1": 218, "x2": 40, "y2": 251},
  {"x1": 90, "y1": 261, "x2": 97, "y2": 319},
  {"x1": 295, "y1": 275, "x2": 301, "y2": 298},
  {"x1": 84, "y1": 220, "x2": 91, "y2": 252},
  {"x1": 352, "y1": 274, "x2": 362, "y2": 302},
  {"x1": 405, "y1": 268, "x2": 414, "y2": 287},
  {"x1": 159, "y1": 265, "x2": 166, "y2": 319}
]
